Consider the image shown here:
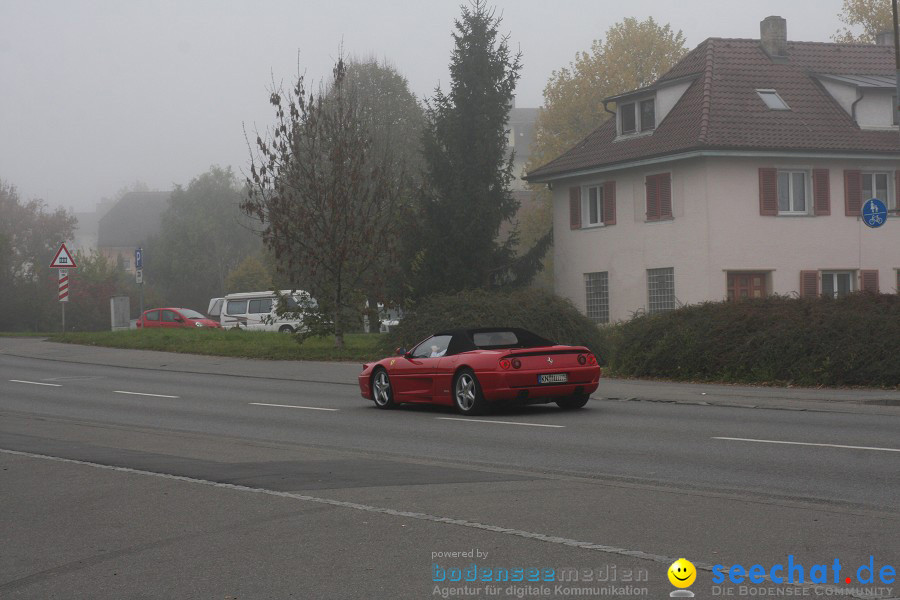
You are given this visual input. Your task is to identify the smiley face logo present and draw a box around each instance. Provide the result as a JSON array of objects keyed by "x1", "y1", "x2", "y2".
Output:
[{"x1": 668, "y1": 558, "x2": 696, "y2": 588}]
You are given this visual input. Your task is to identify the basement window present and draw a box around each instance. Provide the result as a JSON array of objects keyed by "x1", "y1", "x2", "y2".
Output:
[{"x1": 756, "y1": 89, "x2": 790, "y2": 110}]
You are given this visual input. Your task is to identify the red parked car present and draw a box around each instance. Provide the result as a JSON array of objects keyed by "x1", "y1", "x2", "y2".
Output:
[
  {"x1": 136, "y1": 308, "x2": 222, "y2": 329},
  {"x1": 358, "y1": 328, "x2": 601, "y2": 415}
]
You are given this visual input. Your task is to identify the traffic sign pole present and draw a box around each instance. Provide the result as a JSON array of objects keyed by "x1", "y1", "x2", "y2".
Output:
[
  {"x1": 50, "y1": 245, "x2": 76, "y2": 333},
  {"x1": 136, "y1": 248, "x2": 144, "y2": 326}
]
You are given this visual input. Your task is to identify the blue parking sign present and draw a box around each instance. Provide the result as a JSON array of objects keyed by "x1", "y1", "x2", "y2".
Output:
[
  {"x1": 861, "y1": 198, "x2": 887, "y2": 228},
  {"x1": 135, "y1": 247, "x2": 143, "y2": 268}
]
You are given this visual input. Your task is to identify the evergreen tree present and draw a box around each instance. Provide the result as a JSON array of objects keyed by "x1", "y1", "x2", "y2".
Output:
[{"x1": 416, "y1": 0, "x2": 548, "y2": 297}]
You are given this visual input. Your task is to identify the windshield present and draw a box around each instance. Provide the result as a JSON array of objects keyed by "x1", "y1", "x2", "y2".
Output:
[{"x1": 179, "y1": 309, "x2": 205, "y2": 319}]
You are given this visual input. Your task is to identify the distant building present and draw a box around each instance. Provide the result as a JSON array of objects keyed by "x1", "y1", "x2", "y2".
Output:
[
  {"x1": 528, "y1": 16, "x2": 900, "y2": 323},
  {"x1": 71, "y1": 198, "x2": 116, "y2": 254},
  {"x1": 96, "y1": 191, "x2": 171, "y2": 272}
]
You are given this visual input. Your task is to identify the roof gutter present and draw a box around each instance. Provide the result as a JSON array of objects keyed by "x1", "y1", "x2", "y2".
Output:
[{"x1": 527, "y1": 148, "x2": 900, "y2": 183}]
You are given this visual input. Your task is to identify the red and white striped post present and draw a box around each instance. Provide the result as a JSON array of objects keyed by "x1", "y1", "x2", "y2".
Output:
[{"x1": 58, "y1": 269, "x2": 69, "y2": 331}]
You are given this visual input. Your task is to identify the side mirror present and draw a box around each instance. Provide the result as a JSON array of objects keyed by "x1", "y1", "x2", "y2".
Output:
[
  {"x1": 395, "y1": 347, "x2": 408, "y2": 356},
  {"x1": 174, "y1": 316, "x2": 184, "y2": 322}
]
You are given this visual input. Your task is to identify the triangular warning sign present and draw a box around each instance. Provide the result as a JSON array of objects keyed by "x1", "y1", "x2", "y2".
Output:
[{"x1": 50, "y1": 243, "x2": 77, "y2": 268}]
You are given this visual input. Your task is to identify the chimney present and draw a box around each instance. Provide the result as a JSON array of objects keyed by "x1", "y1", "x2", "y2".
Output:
[
  {"x1": 760, "y1": 16, "x2": 787, "y2": 59},
  {"x1": 875, "y1": 30, "x2": 894, "y2": 46}
]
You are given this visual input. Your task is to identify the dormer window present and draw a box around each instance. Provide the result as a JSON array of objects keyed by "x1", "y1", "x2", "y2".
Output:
[
  {"x1": 640, "y1": 99, "x2": 656, "y2": 131},
  {"x1": 621, "y1": 103, "x2": 636, "y2": 133},
  {"x1": 618, "y1": 97, "x2": 655, "y2": 136},
  {"x1": 756, "y1": 89, "x2": 790, "y2": 110}
]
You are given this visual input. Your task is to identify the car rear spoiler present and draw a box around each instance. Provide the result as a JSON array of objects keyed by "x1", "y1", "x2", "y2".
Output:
[{"x1": 499, "y1": 347, "x2": 589, "y2": 358}]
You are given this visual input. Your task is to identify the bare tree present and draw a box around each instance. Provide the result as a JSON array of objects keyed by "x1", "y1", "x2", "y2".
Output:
[{"x1": 243, "y1": 58, "x2": 404, "y2": 348}]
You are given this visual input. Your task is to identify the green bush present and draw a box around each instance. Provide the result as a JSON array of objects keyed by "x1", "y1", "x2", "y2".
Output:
[
  {"x1": 381, "y1": 288, "x2": 609, "y2": 362},
  {"x1": 609, "y1": 293, "x2": 900, "y2": 387}
]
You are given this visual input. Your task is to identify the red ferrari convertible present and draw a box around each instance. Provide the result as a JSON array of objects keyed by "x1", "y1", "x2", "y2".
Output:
[{"x1": 358, "y1": 328, "x2": 601, "y2": 415}]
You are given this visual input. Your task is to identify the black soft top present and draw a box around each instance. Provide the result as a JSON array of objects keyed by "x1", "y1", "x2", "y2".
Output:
[{"x1": 436, "y1": 327, "x2": 557, "y2": 355}]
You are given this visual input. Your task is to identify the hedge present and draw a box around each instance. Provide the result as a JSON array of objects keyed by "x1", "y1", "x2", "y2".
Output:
[{"x1": 608, "y1": 293, "x2": 900, "y2": 387}]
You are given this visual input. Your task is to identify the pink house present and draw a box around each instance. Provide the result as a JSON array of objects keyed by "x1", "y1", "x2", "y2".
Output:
[{"x1": 527, "y1": 16, "x2": 900, "y2": 323}]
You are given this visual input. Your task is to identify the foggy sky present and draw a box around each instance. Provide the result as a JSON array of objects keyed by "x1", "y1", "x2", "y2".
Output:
[{"x1": 1, "y1": 0, "x2": 850, "y2": 213}]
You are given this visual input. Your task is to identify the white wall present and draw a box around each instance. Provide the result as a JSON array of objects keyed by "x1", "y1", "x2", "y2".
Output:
[
  {"x1": 856, "y1": 89, "x2": 897, "y2": 129},
  {"x1": 552, "y1": 156, "x2": 900, "y2": 322}
]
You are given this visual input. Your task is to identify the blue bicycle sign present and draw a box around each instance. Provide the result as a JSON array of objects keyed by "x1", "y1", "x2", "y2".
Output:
[{"x1": 861, "y1": 198, "x2": 887, "y2": 228}]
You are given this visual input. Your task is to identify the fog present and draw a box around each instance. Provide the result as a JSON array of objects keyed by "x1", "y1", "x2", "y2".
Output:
[{"x1": 1, "y1": 0, "x2": 847, "y2": 213}]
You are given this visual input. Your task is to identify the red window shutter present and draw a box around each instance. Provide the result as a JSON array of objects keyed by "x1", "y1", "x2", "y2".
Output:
[
  {"x1": 602, "y1": 181, "x2": 616, "y2": 225},
  {"x1": 758, "y1": 168, "x2": 778, "y2": 216},
  {"x1": 658, "y1": 173, "x2": 672, "y2": 218},
  {"x1": 812, "y1": 169, "x2": 830, "y2": 216},
  {"x1": 844, "y1": 170, "x2": 862, "y2": 216},
  {"x1": 569, "y1": 187, "x2": 581, "y2": 230},
  {"x1": 799, "y1": 271, "x2": 819, "y2": 298},
  {"x1": 646, "y1": 175, "x2": 659, "y2": 221},
  {"x1": 860, "y1": 270, "x2": 879, "y2": 293}
]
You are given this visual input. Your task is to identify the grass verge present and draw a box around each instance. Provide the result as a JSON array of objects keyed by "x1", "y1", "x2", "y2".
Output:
[{"x1": 45, "y1": 329, "x2": 383, "y2": 362}]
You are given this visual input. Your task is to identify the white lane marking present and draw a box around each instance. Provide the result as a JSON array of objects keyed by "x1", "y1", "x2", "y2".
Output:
[
  {"x1": 9, "y1": 380, "x2": 62, "y2": 387},
  {"x1": 113, "y1": 390, "x2": 179, "y2": 399},
  {"x1": 249, "y1": 402, "x2": 338, "y2": 412},
  {"x1": 0, "y1": 447, "x2": 877, "y2": 600},
  {"x1": 714, "y1": 437, "x2": 900, "y2": 453},
  {"x1": 437, "y1": 417, "x2": 564, "y2": 428}
]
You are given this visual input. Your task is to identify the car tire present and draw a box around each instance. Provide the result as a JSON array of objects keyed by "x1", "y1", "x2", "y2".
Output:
[
  {"x1": 556, "y1": 395, "x2": 590, "y2": 410},
  {"x1": 453, "y1": 368, "x2": 487, "y2": 415},
  {"x1": 278, "y1": 325, "x2": 294, "y2": 334},
  {"x1": 371, "y1": 368, "x2": 396, "y2": 409}
]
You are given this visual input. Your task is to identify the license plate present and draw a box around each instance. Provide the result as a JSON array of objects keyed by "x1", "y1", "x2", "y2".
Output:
[{"x1": 538, "y1": 373, "x2": 568, "y2": 384}]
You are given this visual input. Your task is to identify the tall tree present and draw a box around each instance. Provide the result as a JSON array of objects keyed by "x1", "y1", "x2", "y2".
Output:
[
  {"x1": 145, "y1": 166, "x2": 260, "y2": 311},
  {"x1": 521, "y1": 18, "x2": 687, "y2": 286},
  {"x1": 0, "y1": 180, "x2": 77, "y2": 331},
  {"x1": 833, "y1": 0, "x2": 892, "y2": 43},
  {"x1": 340, "y1": 58, "x2": 426, "y2": 326},
  {"x1": 243, "y1": 58, "x2": 405, "y2": 348},
  {"x1": 415, "y1": 0, "x2": 549, "y2": 297}
]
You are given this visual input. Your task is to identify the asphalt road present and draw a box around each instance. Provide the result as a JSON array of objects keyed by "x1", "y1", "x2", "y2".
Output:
[{"x1": 1, "y1": 342, "x2": 898, "y2": 600}]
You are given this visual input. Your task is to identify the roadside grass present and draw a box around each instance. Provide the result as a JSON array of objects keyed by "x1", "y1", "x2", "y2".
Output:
[
  {"x1": 45, "y1": 329, "x2": 384, "y2": 362},
  {"x1": 0, "y1": 332, "x2": 57, "y2": 337}
]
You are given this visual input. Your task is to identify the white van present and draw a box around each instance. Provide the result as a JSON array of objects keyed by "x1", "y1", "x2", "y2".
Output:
[{"x1": 219, "y1": 290, "x2": 313, "y2": 333}]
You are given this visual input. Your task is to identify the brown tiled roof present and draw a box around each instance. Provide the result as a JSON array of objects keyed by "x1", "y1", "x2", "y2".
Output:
[{"x1": 527, "y1": 38, "x2": 900, "y2": 181}]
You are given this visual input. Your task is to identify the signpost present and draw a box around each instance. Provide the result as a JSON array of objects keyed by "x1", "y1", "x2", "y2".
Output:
[
  {"x1": 49, "y1": 243, "x2": 77, "y2": 332},
  {"x1": 135, "y1": 247, "x2": 144, "y2": 321},
  {"x1": 861, "y1": 198, "x2": 887, "y2": 229}
]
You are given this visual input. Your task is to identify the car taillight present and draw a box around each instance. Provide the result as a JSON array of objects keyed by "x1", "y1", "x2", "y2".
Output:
[
  {"x1": 511, "y1": 358, "x2": 521, "y2": 369},
  {"x1": 499, "y1": 359, "x2": 511, "y2": 370},
  {"x1": 587, "y1": 354, "x2": 598, "y2": 366},
  {"x1": 577, "y1": 354, "x2": 586, "y2": 365}
]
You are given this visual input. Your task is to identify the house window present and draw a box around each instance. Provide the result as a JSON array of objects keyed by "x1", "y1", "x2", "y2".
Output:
[
  {"x1": 584, "y1": 185, "x2": 604, "y2": 226},
  {"x1": 621, "y1": 102, "x2": 636, "y2": 133},
  {"x1": 821, "y1": 271, "x2": 854, "y2": 298},
  {"x1": 893, "y1": 95, "x2": 898, "y2": 126},
  {"x1": 777, "y1": 171, "x2": 808, "y2": 214},
  {"x1": 584, "y1": 272, "x2": 609, "y2": 324},
  {"x1": 756, "y1": 89, "x2": 790, "y2": 110},
  {"x1": 861, "y1": 172, "x2": 890, "y2": 206},
  {"x1": 727, "y1": 272, "x2": 767, "y2": 301},
  {"x1": 640, "y1": 99, "x2": 656, "y2": 131},
  {"x1": 647, "y1": 267, "x2": 675, "y2": 313}
]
